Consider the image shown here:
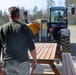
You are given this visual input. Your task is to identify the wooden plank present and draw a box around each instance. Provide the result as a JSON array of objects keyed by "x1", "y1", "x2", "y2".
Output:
[
  {"x1": 36, "y1": 43, "x2": 45, "y2": 55},
  {"x1": 40, "y1": 43, "x2": 51, "y2": 59},
  {"x1": 29, "y1": 43, "x2": 45, "y2": 59},
  {"x1": 68, "y1": 53, "x2": 76, "y2": 75},
  {"x1": 35, "y1": 43, "x2": 43, "y2": 50},
  {"x1": 65, "y1": 53, "x2": 72, "y2": 75},
  {"x1": 62, "y1": 53, "x2": 67, "y2": 75},
  {"x1": 37, "y1": 43, "x2": 48, "y2": 59},
  {"x1": 49, "y1": 62, "x2": 60, "y2": 75},
  {"x1": 36, "y1": 43, "x2": 46, "y2": 59},
  {"x1": 62, "y1": 53, "x2": 76, "y2": 75},
  {"x1": 31, "y1": 74, "x2": 55, "y2": 75},
  {"x1": 44, "y1": 43, "x2": 52, "y2": 59},
  {"x1": 28, "y1": 43, "x2": 42, "y2": 59},
  {"x1": 55, "y1": 50, "x2": 62, "y2": 61},
  {"x1": 35, "y1": 43, "x2": 39, "y2": 47},
  {"x1": 40, "y1": 44, "x2": 49, "y2": 60},
  {"x1": 50, "y1": 43, "x2": 57, "y2": 59},
  {"x1": 50, "y1": 43, "x2": 57, "y2": 60}
]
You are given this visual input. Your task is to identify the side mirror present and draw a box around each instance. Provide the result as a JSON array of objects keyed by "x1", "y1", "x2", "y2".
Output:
[{"x1": 71, "y1": 7, "x2": 75, "y2": 15}]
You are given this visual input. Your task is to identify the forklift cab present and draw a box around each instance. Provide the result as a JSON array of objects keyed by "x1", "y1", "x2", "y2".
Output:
[
  {"x1": 49, "y1": 6, "x2": 68, "y2": 41},
  {"x1": 48, "y1": 6, "x2": 71, "y2": 53},
  {"x1": 50, "y1": 6, "x2": 68, "y2": 28}
]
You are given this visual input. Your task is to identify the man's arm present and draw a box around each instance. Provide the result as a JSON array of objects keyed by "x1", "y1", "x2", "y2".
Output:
[
  {"x1": 30, "y1": 49, "x2": 37, "y2": 62},
  {"x1": 0, "y1": 27, "x2": 2, "y2": 52},
  {"x1": 0, "y1": 40, "x2": 2, "y2": 52},
  {"x1": 30, "y1": 49, "x2": 37, "y2": 71},
  {"x1": 24, "y1": 25, "x2": 37, "y2": 71}
]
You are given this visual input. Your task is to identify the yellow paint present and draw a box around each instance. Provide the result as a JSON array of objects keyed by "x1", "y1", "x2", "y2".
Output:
[
  {"x1": 42, "y1": 24, "x2": 46, "y2": 29},
  {"x1": 27, "y1": 22, "x2": 40, "y2": 35}
]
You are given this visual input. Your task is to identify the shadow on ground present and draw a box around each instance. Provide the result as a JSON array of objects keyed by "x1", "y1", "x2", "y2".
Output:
[{"x1": 70, "y1": 43, "x2": 76, "y2": 56}]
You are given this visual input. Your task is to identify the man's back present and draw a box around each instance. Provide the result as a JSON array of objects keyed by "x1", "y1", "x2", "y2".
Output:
[{"x1": 0, "y1": 21, "x2": 34, "y2": 62}]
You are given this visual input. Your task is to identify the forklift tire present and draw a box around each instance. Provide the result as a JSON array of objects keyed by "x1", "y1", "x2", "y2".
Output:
[{"x1": 61, "y1": 36, "x2": 70, "y2": 53}]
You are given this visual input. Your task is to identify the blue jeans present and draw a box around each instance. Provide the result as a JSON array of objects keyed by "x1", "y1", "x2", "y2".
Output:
[{"x1": 3, "y1": 60, "x2": 30, "y2": 75}]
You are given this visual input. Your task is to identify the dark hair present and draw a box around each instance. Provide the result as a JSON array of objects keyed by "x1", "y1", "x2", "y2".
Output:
[{"x1": 8, "y1": 6, "x2": 20, "y2": 19}]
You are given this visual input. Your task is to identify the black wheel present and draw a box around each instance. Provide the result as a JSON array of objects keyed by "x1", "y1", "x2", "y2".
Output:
[{"x1": 61, "y1": 36, "x2": 70, "y2": 53}]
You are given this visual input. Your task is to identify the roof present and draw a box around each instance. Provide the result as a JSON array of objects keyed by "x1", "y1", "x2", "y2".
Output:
[{"x1": 50, "y1": 6, "x2": 67, "y2": 11}]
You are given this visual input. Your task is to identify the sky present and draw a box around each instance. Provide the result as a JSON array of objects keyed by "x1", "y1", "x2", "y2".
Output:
[{"x1": 0, "y1": 0, "x2": 65, "y2": 12}]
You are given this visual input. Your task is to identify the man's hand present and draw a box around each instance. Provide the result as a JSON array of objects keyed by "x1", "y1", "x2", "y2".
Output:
[
  {"x1": 31, "y1": 60, "x2": 37, "y2": 73},
  {"x1": 0, "y1": 61, "x2": 3, "y2": 67},
  {"x1": 30, "y1": 49, "x2": 37, "y2": 73},
  {"x1": 0, "y1": 61, "x2": 3, "y2": 72}
]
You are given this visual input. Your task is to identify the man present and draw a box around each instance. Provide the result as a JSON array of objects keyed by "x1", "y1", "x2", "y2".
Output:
[
  {"x1": 0, "y1": 6, "x2": 37, "y2": 75},
  {"x1": 54, "y1": 11, "x2": 63, "y2": 21}
]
